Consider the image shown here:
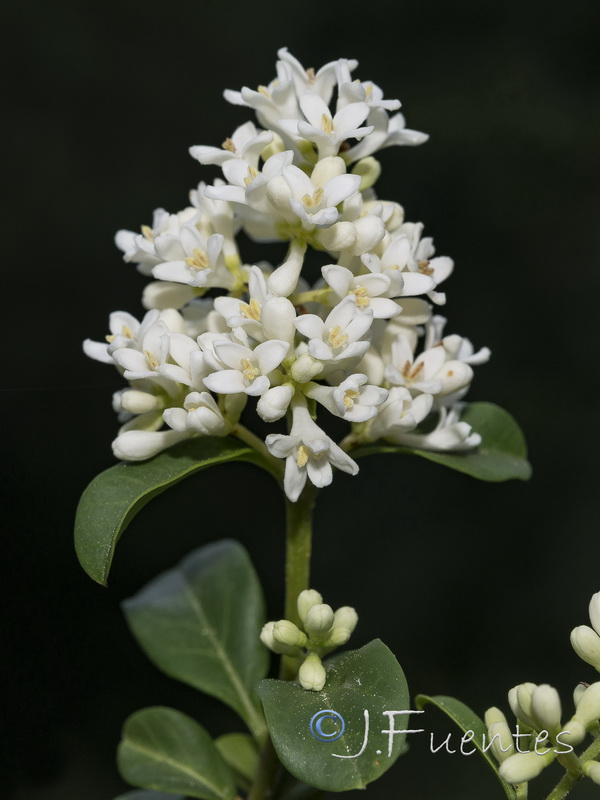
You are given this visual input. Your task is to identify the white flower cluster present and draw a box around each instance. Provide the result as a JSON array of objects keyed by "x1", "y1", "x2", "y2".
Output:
[{"x1": 85, "y1": 48, "x2": 489, "y2": 501}]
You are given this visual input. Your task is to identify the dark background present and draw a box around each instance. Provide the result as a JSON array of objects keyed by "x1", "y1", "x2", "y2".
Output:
[{"x1": 3, "y1": 0, "x2": 600, "y2": 797}]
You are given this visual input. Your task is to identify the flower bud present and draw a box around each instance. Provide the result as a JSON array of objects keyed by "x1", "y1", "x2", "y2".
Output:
[
  {"x1": 267, "y1": 243, "x2": 305, "y2": 297},
  {"x1": 257, "y1": 385, "x2": 294, "y2": 422},
  {"x1": 317, "y1": 222, "x2": 356, "y2": 253},
  {"x1": 290, "y1": 353, "x2": 323, "y2": 383},
  {"x1": 583, "y1": 761, "x2": 600, "y2": 784},
  {"x1": 304, "y1": 604, "x2": 335, "y2": 637},
  {"x1": 119, "y1": 390, "x2": 161, "y2": 414},
  {"x1": 112, "y1": 430, "x2": 188, "y2": 461},
  {"x1": 487, "y1": 721, "x2": 515, "y2": 763},
  {"x1": 484, "y1": 707, "x2": 508, "y2": 728},
  {"x1": 352, "y1": 157, "x2": 382, "y2": 191},
  {"x1": 589, "y1": 592, "x2": 600, "y2": 636},
  {"x1": 571, "y1": 626, "x2": 600, "y2": 670},
  {"x1": 333, "y1": 606, "x2": 358, "y2": 635},
  {"x1": 299, "y1": 653, "x2": 327, "y2": 692},
  {"x1": 350, "y1": 216, "x2": 385, "y2": 256},
  {"x1": 311, "y1": 156, "x2": 346, "y2": 187},
  {"x1": 261, "y1": 132, "x2": 285, "y2": 161},
  {"x1": 261, "y1": 297, "x2": 297, "y2": 344},
  {"x1": 557, "y1": 719, "x2": 586, "y2": 747},
  {"x1": 508, "y1": 683, "x2": 537, "y2": 729},
  {"x1": 531, "y1": 684, "x2": 562, "y2": 733},
  {"x1": 573, "y1": 683, "x2": 588, "y2": 708},
  {"x1": 142, "y1": 281, "x2": 196, "y2": 310},
  {"x1": 260, "y1": 621, "x2": 301, "y2": 656},
  {"x1": 297, "y1": 589, "x2": 323, "y2": 624},
  {"x1": 573, "y1": 682, "x2": 600, "y2": 729},
  {"x1": 499, "y1": 751, "x2": 554, "y2": 784},
  {"x1": 325, "y1": 627, "x2": 352, "y2": 647},
  {"x1": 273, "y1": 620, "x2": 308, "y2": 649}
]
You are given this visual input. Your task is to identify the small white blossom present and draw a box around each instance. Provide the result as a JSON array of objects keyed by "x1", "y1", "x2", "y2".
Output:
[
  {"x1": 202, "y1": 339, "x2": 289, "y2": 397},
  {"x1": 294, "y1": 297, "x2": 374, "y2": 366},
  {"x1": 305, "y1": 374, "x2": 388, "y2": 422}
]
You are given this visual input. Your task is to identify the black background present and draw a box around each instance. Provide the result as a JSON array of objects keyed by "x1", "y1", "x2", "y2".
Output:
[{"x1": 3, "y1": 0, "x2": 600, "y2": 797}]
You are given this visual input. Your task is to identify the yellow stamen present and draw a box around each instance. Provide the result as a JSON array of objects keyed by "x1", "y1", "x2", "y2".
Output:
[
  {"x1": 258, "y1": 85, "x2": 271, "y2": 97},
  {"x1": 306, "y1": 67, "x2": 315, "y2": 82},
  {"x1": 241, "y1": 358, "x2": 260, "y2": 382},
  {"x1": 240, "y1": 298, "x2": 261, "y2": 321},
  {"x1": 243, "y1": 165, "x2": 259, "y2": 186},
  {"x1": 141, "y1": 224, "x2": 154, "y2": 240},
  {"x1": 144, "y1": 350, "x2": 159, "y2": 370},
  {"x1": 321, "y1": 114, "x2": 334, "y2": 135},
  {"x1": 105, "y1": 334, "x2": 115, "y2": 343},
  {"x1": 122, "y1": 325, "x2": 133, "y2": 338},
  {"x1": 343, "y1": 389, "x2": 359, "y2": 409},
  {"x1": 184, "y1": 248, "x2": 209, "y2": 270},
  {"x1": 418, "y1": 259, "x2": 434, "y2": 276},
  {"x1": 302, "y1": 187, "x2": 324, "y2": 208},
  {"x1": 328, "y1": 326, "x2": 348, "y2": 349},
  {"x1": 351, "y1": 286, "x2": 370, "y2": 308},
  {"x1": 297, "y1": 445, "x2": 310, "y2": 467},
  {"x1": 409, "y1": 362, "x2": 425, "y2": 380},
  {"x1": 222, "y1": 137, "x2": 236, "y2": 152}
]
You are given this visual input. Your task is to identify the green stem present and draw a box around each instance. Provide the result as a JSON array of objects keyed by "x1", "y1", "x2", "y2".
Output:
[
  {"x1": 248, "y1": 483, "x2": 318, "y2": 799},
  {"x1": 515, "y1": 783, "x2": 528, "y2": 800},
  {"x1": 232, "y1": 424, "x2": 284, "y2": 482},
  {"x1": 546, "y1": 734, "x2": 600, "y2": 799}
]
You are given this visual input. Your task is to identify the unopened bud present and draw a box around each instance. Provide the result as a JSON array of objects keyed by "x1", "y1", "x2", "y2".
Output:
[
  {"x1": 499, "y1": 751, "x2": 554, "y2": 784},
  {"x1": 589, "y1": 592, "x2": 600, "y2": 636},
  {"x1": 290, "y1": 353, "x2": 323, "y2": 383},
  {"x1": 304, "y1": 604, "x2": 335, "y2": 637},
  {"x1": 352, "y1": 157, "x2": 382, "y2": 191},
  {"x1": 299, "y1": 652, "x2": 326, "y2": 692},
  {"x1": 311, "y1": 156, "x2": 346, "y2": 187},
  {"x1": 508, "y1": 683, "x2": 537, "y2": 729},
  {"x1": 119, "y1": 390, "x2": 160, "y2": 414},
  {"x1": 583, "y1": 761, "x2": 600, "y2": 785},
  {"x1": 574, "y1": 683, "x2": 588, "y2": 708},
  {"x1": 260, "y1": 621, "x2": 301, "y2": 656},
  {"x1": 487, "y1": 721, "x2": 515, "y2": 763},
  {"x1": 571, "y1": 626, "x2": 600, "y2": 671},
  {"x1": 257, "y1": 385, "x2": 294, "y2": 422},
  {"x1": 531, "y1": 685, "x2": 562, "y2": 733},
  {"x1": 557, "y1": 719, "x2": 586, "y2": 747},
  {"x1": 317, "y1": 221, "x2": 356, "y2": 253},
  {"x1": 261, "y1": 133, "x2": 285, "y2": 161},
  {"x1": 574, "y1": 682, "x2": 600, "y2": 729},
  {"x1": 484, "y1": 707, "x2": 508, "y2": 728},
  {"x1": 350, "y1": 215, "x2": 385, "y2": 256},
  {"x1": 297, "y1": 589, "x2": 323, "y2": 624},
  {"x1": 333, "y1": 606, "x2": 358, "y2": 635},
  {"x1": 273, "y1": 620, "x2": 308, "y2": 649}
]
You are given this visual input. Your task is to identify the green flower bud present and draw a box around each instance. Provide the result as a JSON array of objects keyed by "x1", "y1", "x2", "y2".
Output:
[
  {"x1": 325, "y1": 626, "x2": 352, "y2": 647},
  {"x1": 352, "y1": 157, "x2": 382, "y2": 191},
  {"x1": 531, "y1": 684, "x2": 562, "y2": 733},
  {"x1": 573, "y1": 683, "x2": 588, "y2": 708},
  {"x1": 558, "y1": 719, "x2": 586, "y2": 747},
  {"x1": 290, "y1": 353, "x2": 323, "y2": 383},
  {"x1": 571, "y1": 626, "x2": 600, "y2": 671},
  {"x1": 333, "y1": 606, "x2": 358, "y2": 634},
  {"x1": 260, "y1": 133, "x2": 285, "y2": 161},
  {"x1": 574, "y1": 682, "x2": 600, "y2": 729},
  {"x1": 273, "y1": 619, "x2": 308, "y2": 649},
  {"x1": 304, "y1": 604, "x2": 335, "y2": 637},
  {"x1": 260, "y1": 621, "x2": 301, "y2": 656},
  {"x1": 484, "y1": 706, "x2": 509, "y2": 728},
  {"x1": 499, "y1": 751, "x2": 555, "y2": 784},
  {"x1": 299, "y1": 652, "x2": 326, "y2": 692},
  {"x1": 583, "y1": 761, "x2": 600, "y2": 784},
  {"x1": 508, "y1": 683, "x2": 538, "y2": 729},
  {"x1": 297, "y1": 589, "x2": 323, "y2": 625},
  {"x1": 487, "y1": 721, "x2": 515, "y2": 764}
]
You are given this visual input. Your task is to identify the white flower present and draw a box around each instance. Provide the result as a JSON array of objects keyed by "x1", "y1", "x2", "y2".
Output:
[
  {"x1": 361, "y1": 233, "x2": 438, "y2": 299},
  {"x1": 280, "y1": 91, "x2": 373, "y2": 159},
  {"x1": 151, "y1": 227, "x2": 234, "y2": 291},
  {"x1": 343, "y1": 108, "x2": 429, "y2": 163},
  {"x1": 202, "y1": 339, "x2": 289, "y2": 396},
  {"x1": 391, "y1": 404, "x2": 481, "y2": 451},
  {"x1": 189, "y1": 121, "x2": 273, "y2": 167},
  {"x1": 163, "y1": 391, "x2": 229, "y2": 436},
  {"x1": 384, "y1": 334, "x2": 474, "y2": 398},
  {"x1": 294, "y1": 297, "x2": 374, "y2": 365},
  {"x1": 305, "y1": 374, "x2": 388, "y2": 422},
  {"x1": 367, "y1": 387, "x2": 433, "y2": 441},
  {"x1": 267, "y1": 158, "x2": 361, "y2": 229},
  {"x1": 265, "y1": 401, "x2": 358, "y2": 501}
]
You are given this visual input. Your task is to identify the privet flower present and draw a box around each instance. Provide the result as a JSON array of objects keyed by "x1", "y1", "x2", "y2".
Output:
[{"x1": 85, "y1": 49, "x2": 489, "y2": 501}]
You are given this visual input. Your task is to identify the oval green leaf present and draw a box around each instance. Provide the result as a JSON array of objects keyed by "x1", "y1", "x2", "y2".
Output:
[
  {"x1": 117, "y1": 706, "x2": 236, "y2": 800},
  {"x1": 354, "y1": 402, "x2": 531, "y2": 482},
  {"x1": 215, "y1": 733, "x2": 259, "y2": 791},
  {"x1": 123, "y1": 540, "x2": 268, "y2": 742},
  {"x1": 74, "y1": 436, "x2": 267, "y2": 585},
  {"x1": 415, "y1": 694, "x2": 518, "y2": 800},
  {"x1": 257, "y1": 640, "x2": 409, "y2": 792}
]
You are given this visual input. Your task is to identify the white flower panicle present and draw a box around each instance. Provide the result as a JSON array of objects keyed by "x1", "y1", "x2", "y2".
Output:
[{"x1": 86, "y1": 49, "x2": 490, "y2": 501}]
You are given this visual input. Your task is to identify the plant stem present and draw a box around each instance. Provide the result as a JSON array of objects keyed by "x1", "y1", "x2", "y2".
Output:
[
  {"x1": 232, "y1": 424, "x2": 284, "y2": 481},
  {"x1": 248, "y1": 483, "x2": 318, "y2": 799},
  {"x1": 546, "y1": 733, "x2": 600, "y2": 799}
]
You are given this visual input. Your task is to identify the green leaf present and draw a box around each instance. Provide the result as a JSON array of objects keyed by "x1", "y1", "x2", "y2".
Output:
[
  {"x1": 415, "y1": 694, "x2": 517, "y2": 800},
  {"x1": 123, "y1": 540, "x2": 268, "y2": 741},
  {"x1": 257, "y1": 640, "x2": 409, "y2": 792},
  {"x1": 117, "y1": 706, "x2": 236, "y2": 800},
  {"x1": 215, "y1": 733, "x2": 259, "y2": 791},
  {"x1": 354, "y1": 402, "x2": 531, "y2": 482},
  {"x1": 114, "y1": 792, "x2": 185, "y2": 800},
  {"x1": 75, "y1": 436, "x2": 266, "y2": 585}
]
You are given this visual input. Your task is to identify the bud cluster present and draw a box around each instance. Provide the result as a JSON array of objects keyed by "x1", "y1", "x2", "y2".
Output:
[{"x1": 260, "y1": 588, "x2": 358, "y2": 691}]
